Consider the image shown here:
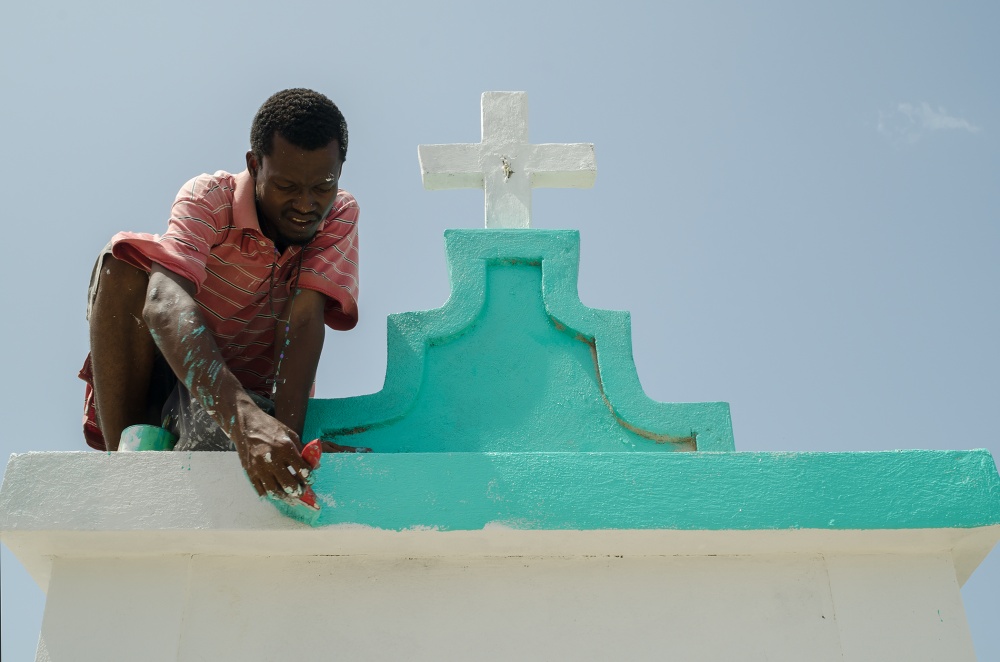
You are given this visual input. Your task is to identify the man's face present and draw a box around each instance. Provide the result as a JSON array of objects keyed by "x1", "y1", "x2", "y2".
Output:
[{"x1": 247, "y1": 133, "x2": 344, "y2": 250}]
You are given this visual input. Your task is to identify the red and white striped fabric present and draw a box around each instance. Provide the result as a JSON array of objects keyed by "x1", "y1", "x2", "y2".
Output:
[{"x1": 110, "y1": 169, "x2": 360, "y2": 395}]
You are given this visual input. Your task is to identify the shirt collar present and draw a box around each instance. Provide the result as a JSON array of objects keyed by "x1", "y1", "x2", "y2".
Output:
[{"x1": 233, "y1": 169, "x2": 262, "y2": 234}]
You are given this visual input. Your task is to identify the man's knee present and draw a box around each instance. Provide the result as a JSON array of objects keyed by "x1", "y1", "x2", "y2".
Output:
[
  {"x1": 91, "y1": 255, "x2": 150, "y2": 318},
  {"x1": 101, "y1": 255, "x2": 149, "y2": 294},
  {"x1": 88, "y1": 254, "x2": 155, "y2": 352}
]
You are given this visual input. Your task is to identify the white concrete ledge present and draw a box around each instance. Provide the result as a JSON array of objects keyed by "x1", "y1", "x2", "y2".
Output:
[
  {"x1": 3, "y1": 452, "x2": 998, "y2": 591},
  {"x1": 4, "y1": 451, "x2": 998, "y2": 661}
]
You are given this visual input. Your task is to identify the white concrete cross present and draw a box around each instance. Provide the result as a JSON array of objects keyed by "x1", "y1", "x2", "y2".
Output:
[{"x1": 418, "y1": 92, "x2": 597, "y2": 229}]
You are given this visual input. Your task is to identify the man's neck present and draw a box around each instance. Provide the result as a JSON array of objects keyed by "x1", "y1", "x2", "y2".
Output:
[{"x1": 255, "y1": 201, "x2": 288, "y2": 253}]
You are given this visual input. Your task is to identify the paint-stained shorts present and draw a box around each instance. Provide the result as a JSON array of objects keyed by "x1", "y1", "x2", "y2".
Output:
[
  {"x1": 82, "y1": 243, "x2": 273, "y2": 452},
  {"x1": 163, "y1": 385, "x2": 274, "y2": 452}
]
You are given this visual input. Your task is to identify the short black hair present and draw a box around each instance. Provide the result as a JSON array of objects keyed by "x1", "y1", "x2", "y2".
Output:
[{"x1": 250, "y1": 88, "x2": 348, "y2": 162}]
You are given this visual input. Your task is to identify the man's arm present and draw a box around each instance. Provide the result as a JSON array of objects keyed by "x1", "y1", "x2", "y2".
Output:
[
  {"x1": 271, "y1": 287, "x2": 325, "y2": 438},
  {"x1": 272, "y1": 288, "x2": 370, "y2": 454},
  {"x1": 143, "y1": 264, "x2": 310, "y2": 497}
]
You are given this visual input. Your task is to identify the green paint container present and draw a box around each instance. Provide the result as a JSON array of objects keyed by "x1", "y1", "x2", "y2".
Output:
[{"x1": 118, "y1": 425, "x2": 178, "y2": 452}]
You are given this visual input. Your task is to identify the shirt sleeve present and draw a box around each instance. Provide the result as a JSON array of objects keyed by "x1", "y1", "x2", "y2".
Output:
[
  {"x1": 297, "y1": 191, "x2": 360, "y2": 331},
  {"x1": 110, "y1": 174, "x2": 234, "y2": 290}
]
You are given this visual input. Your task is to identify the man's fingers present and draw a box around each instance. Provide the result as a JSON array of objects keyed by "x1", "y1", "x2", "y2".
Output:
[
  {"x1": 276, "y1": 451, "x2": 309, "y2": 484},
  {"x1": 240, "y1": 425, "x2": 312, "y2": 499},
  {"x1": 263, "y1": 468, "x2": 301, "y2": 499},
  {"x1": 268, "y1": 460, "x2": 305, "y2": 495},
  {"x1": 262, "y1": 435, "x2": 308, "y2": 483},
  {"x1": 248, "y1": 453, "x2": 306, "y2": 496},
  {"x1": 255, "y1": 473, "x2": 279, "y2": 499}
]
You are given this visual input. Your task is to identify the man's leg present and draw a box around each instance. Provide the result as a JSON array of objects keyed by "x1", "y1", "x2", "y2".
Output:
[{"x1": 88, "y1": 255, "x2": 158, "y2": 450}]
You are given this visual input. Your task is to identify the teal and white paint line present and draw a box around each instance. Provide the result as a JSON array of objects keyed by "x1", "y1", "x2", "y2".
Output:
[{"x1": 286, "y1": 448, "x2": 1000, "y2": 532}]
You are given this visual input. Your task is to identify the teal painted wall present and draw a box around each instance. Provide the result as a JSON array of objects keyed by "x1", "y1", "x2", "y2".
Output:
[
  {"x1": 273, "y1": 449, "x2": 1000, "y2": 531},
  {"x1": 282, "y1": 230, "x2": 1000, "y2": 533},
  {"x1": 303, "y1": 230, "x2": 734, "y2": 452}
]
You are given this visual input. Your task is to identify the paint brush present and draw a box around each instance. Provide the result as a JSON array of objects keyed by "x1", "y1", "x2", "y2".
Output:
[{"x1": 296, "y1": 439, "x2": 323, "y2": 510}]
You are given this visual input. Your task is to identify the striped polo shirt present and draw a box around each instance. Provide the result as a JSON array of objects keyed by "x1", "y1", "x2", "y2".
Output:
[{"x1": 111, "y1": 169, "x2": 360, "y2": 397}]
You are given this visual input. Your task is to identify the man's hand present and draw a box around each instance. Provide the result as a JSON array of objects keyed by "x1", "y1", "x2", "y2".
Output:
[{"x1": 232, "y1": 400, "x2": 312, "y2": 498}]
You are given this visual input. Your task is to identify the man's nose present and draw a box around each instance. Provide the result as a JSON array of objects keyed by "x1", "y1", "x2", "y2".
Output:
[{"x1": 291, "y1": 193, "x2": 317, "y2": 214}]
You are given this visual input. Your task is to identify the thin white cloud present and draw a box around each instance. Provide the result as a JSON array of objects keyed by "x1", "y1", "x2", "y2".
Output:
[{"x1": 877, "y1": 102, "x2": 981, "y2": 143}]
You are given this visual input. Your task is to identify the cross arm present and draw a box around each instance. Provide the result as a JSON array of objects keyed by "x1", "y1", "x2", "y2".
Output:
[
  {"x1": 418, "y1": 143, "x2": 483, "y2": 190},
  {"x1": 525, "y1": 143, "x2": 597, "y2": 188}
]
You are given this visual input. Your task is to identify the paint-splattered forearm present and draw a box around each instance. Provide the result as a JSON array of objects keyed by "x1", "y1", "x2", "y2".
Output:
[
  {"x1": 143, "y1": 264, "x2": 311, "y2": 498},
  {"x1": 143, "y1": 266, "x2": 253, "y2": 443}
]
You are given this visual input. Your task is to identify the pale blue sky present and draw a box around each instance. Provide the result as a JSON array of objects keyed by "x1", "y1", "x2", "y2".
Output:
[{"x1": 2, "y1": 1, "x2": 997, "y2": 659}]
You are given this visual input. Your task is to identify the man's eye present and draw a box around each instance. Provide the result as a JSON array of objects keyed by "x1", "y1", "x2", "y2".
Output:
[
  {"x1": 316, "y1": 183, "x2": 336, "y2": 192},
  {"x1": 275, "y1": 183, "x2": 296, "y2": 192}
]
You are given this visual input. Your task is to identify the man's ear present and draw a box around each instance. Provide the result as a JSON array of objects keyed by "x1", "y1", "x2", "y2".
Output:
[{"x1": 246, "y1": 150, "x2": 259, "y2": 179}]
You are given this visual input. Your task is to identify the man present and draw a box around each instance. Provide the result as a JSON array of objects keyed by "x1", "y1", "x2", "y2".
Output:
[{"x1": 81, "y1": 88, "x2": 363, "y2": 498}]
